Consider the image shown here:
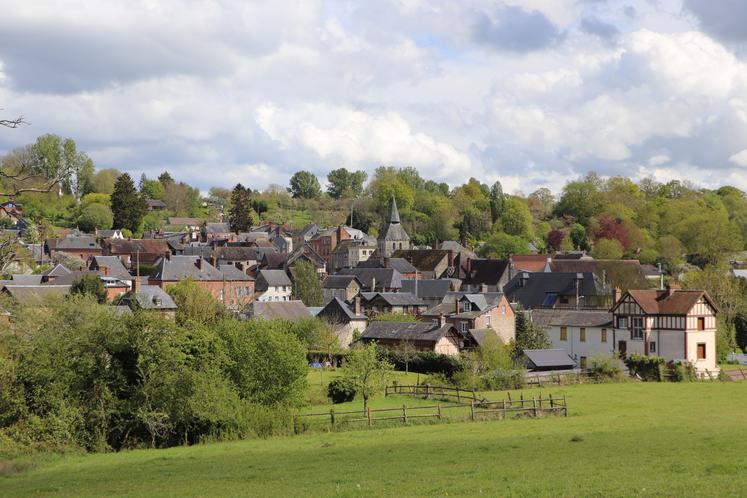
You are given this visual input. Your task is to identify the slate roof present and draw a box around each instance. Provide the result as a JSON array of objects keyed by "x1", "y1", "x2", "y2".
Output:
[
  {"x1": 147, "y1": 199, "x2": 167, "y2": 209},
  {"x1": 3, "y1": 285, "x2": 71, "y2": 304},
  {"x1": 361, "y1": 321, "x2": 456, "y2": 343},
  {"x1": 469, "y1": 328, "x2": 501, "y2": 347},
  {"x1": 360, "y1": 292, "x2": 427, "y2": 307},
  {"x1": 387, "y1": 258, "x2": 417, "y2": 274},
  {"x1": 323, "y1": 275, "x2": 361, "y2": 289},
  {"x1": 215, "y1": 246, "x2": 267, "y2": 261},
  {"x1": 105, "y1": 239, "x2": 170, "y2": 255},
  {"x1": 391, "y1": 249, "x2": 449, "y2": 271},
  {"x1": 529, "y1": 309, "x2": 613, "y2": 328},
  {"x1": 9, "y1": 274, "x2": 43, "y2": 285},
  {"x1": 122, "y1": 285, "x2": 177, "y2": 310},
  {"x1": 260, "y1": 252, "x2": 288, "y2": 269},
  {"x1": 619, "y1": 289, "x2": 718, "y2": 315},
  {"x1": 150, "y1": 256, "x2": 225, "y2": 281},
  {"x1": 317, "y1": 297, "x2": 367, "y2": 322},
  {"x1": 55, "y1": 236, "x2": 101, "y2": 250},
  {"x1": 205, "y1": 222, "x2": 230, "y2": 234},
  {"x1": 462, "y1": 258, "x2": 511, "y2": 286},
  {"x1": 256, "y1": 269, "x2": 292, "y2": 287},
  {"x1": 400, "y1": 279, "x2": 453, "y2": 300},
  {"x1": 216, "y1": 264, "x2": 253, "y2": 281},
  {"x1": 248, "y1": 300, "x2": 311, "y2": 320},
  {"x1": 523, "y1": 349, "x2": 577, "y2": 369},
  {"x1": 287, "y1": 243, "x2": 326, "y2": 268},
  {"x1": 503, "y1": 272, "x2": 604, "y2": 309},
  {"x1": 90, "y1": 256, "x2": 132, "y2": 280},
  {"x1": 42, "y1": 264, "x2": 72, "y2": 278},
  {"x1": 378, "y1": 196, "x2": 410, "y2": 242},
  {"x1": 96, "y1": 229, "x2": 123, "y2": 238},
  {"x1": 550, "y1": 259, "x2": 648, "y2": 287},
  {"x1": 338, "y1": 267, "x2": 402, "y2": 290}
]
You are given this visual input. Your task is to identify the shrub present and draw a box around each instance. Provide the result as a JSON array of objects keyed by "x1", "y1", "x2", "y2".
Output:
[
  {"x1": 327, "y1": 378, "x2": 356, "y2": 404},
  {"x1": 673, "y1": 361, "x2": 697, "y2": 382},
  {"x1": 380, "y1": 350, "x2": 465, "y2": 377},
  {"x1": 589, "y1": 355, "x2": 624, "y2": 382},
  {"x1": 624, "y1": 354, "x2": 666, "y2": 381}
]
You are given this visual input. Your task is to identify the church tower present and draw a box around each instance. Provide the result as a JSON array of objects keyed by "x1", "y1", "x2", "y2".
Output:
[{"x1": 377, "y1": 195, "x2": 411, "y2": 258}]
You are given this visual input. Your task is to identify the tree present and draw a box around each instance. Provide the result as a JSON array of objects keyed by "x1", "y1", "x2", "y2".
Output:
[
  {"x1": 327, "y1": 168, "x2": 368, "y2": 199},
  {"x1": 478, "y1": 232, "x2": 528, "y2": 259},
  {"x1": 497, "y1": 197, "x2": 534, "y2": 239},
  {"x1": 111, "y1": 173, "x2": 147, "y2": 233},
  {"x1": 554, "y1": 180, "x2": 605, "y2": 226},
  {"x1": 593, "y1": 238, "x2": 624, "y2": 259},
  {"x1": 90, "y1": 168, "x2": 121, "y2": 194},
  {"x1": 77, "y1": 203, "x2": 113, "y2": 232},
  {"x1": 489, "y1": 180, "x2": 506, "y2": 223},
  {"x1": 288, "y1": 171, "x2": 322, "y2": 199},
  {"x1": 165, "y1": 278, "x2": 225, "y2": 326},
  {"x1": 512, "y1": 307, "x2": 550, "y2": 359},
  {"x1": 570, "y1": 223, "x2": 590, "y2": 251},
  {"x1": 162, "y1": 181, "x2": 201, "y2": 217},
  {"x1": 342, "y1": 343, "x2": 393, "y2": 411},
  {"x1": 158, "y1": 171, "x2": 174, "y2": 186},
  {"x1": 227, "y1": 184, "x2": 255, "y2": 233},
  {"x1": 292, "y1": 260, "x2": 323, "y2": 306},
  {"x1": 140, "y1": 178, "x2": 165, "y2": 200},
  {"x1": 70, "y1": 274, "x2": 108, "y2": 303}
]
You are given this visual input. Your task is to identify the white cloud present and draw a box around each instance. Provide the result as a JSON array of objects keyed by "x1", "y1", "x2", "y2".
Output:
[{"x1": 729, "y1": 149, "x2": 747, "y2": 167}]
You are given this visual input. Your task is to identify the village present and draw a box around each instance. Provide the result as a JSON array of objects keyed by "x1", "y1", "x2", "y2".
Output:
[{"x1": 0, "y1": 193, "x2": 724, "y2": 379}]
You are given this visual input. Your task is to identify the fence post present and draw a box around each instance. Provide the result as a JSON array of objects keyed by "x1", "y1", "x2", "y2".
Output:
[
  {"x1": 437, "y1": 403, "x2": 442, "y2": 420},
  {"x1": 502, "y1": 400, "x2": 506, "y2": 419},
  {"x1": 507, "y1": 392, "x2": 512, "y2": 407},
  {"x1": 385, "y1": 386, "x2": 389, "y2": 397},
  {"x1": 563, "y1": 396, "x2": 568, "y2": 417},
  {"x1": 403, "y1": 404, "x2": 407, "y2": 423},
  {"x1": 330, "y1": 407, "x2": 335, "y2": 427},
  {"x1": 367, "y1": 405, "x2": 372, "y2": 426},
  {"x1": 456, "y1": 386, "x2": 461, "y2": 403},
  {"x1": 549, "y1": 394, "x2": 554, "y2": 409},
  {"x1": 532, "y1": 397, "x2": 538, "y2": 417},
  {"x1": 470, "y1": 400, "x2": 475, "y2": 421},
  {"x1": 425, "y1": 384, "x2": 430, "y2": 399}
]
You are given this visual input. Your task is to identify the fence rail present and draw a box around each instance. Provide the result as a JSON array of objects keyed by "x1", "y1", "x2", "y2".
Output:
[
  {"x1": 385, "y1": 384, "x2": 480, "y2": 402},
  {"x1": 294, "y1": 393, "x2": 567, "y2": 431}
]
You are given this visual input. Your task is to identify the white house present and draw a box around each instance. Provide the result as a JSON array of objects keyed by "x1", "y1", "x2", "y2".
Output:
[
  {"x1": 611, "y1": 286, "x2": 719, "y2": 376},
  {"x1": 530, "y1": 309, "x2": 614, "y2": 369},
  {"x1": 255, "y1": 269, "x2": 292, "y2": 302}
]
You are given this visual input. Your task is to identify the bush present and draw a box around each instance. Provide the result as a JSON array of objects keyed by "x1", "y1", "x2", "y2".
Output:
[
  {"x1": 624, "y1": 354, "x2": 666, "y2": 381},
  {"x1": 480, "y1": 369, "x2": 525, "y2": 390},
  {"x1": 589, "y1": 355, "x2": 624, "y2": 382},
  {"x1": 673, "y1": 361, "x2": 697, "y2": 382},
  {"x1": 381, "y1": 350, "x2": 465, "y2": 377},
  {"x1": 327, "y1": 378, "x2": 356, "y2": 404}
]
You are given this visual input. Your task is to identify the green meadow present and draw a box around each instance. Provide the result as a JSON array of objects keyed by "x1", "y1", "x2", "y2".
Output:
[{"x1": 2, "y1": 382, "x2": 747, "y2": 497}]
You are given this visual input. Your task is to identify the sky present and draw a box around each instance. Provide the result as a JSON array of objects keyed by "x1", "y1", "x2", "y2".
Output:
[{"x1": 1, "y1": 0, "x2": 747, "y2": 195}]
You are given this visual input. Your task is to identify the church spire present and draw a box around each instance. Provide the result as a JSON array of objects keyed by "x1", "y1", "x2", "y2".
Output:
[{"x1": 388, "y1": 195, "x2": 401, "y2": 224}]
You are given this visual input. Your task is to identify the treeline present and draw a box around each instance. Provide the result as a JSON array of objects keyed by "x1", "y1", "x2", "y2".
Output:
[{"x1": 0, "y1": 295, "x2": 328, "y2": 457}]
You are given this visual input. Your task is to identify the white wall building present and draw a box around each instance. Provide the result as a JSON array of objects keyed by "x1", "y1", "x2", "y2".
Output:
[{"x1": 531, "y1": 309, "x2": 614, "y2": 369}]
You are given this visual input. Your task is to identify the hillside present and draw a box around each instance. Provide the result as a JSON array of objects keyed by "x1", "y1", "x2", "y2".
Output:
[{"x1": 3, "y1": 382, "x2": 746, "y2": 497}]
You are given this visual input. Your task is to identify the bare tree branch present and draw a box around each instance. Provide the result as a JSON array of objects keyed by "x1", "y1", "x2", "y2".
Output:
[{"x1": 0, "y1": 117, "x2": 26, "y2": 128}]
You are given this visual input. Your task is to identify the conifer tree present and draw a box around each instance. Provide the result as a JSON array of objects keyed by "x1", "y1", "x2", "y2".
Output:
[{"x1": 111, "y1": 173, "x2": 147, "y2": 233}]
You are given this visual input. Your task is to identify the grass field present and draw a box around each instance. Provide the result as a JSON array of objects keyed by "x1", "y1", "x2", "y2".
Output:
[{"x1": 2, "y1": 382, "x2": 747, "y2": 497}]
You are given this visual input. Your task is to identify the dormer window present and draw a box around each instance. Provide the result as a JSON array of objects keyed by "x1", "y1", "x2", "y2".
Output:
[{"x1": 461, "y1": 301, "x2": 470, "y2": 312}]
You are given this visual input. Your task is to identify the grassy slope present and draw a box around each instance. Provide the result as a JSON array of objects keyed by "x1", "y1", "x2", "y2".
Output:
[{"x1": 3, "y1": 382, "x2": 747, "y2": 497}]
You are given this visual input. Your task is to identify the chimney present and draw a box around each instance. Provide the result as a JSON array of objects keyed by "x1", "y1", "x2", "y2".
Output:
[
  {"x1": 480, "y1": 283, "x2": 488, "y2": 293},
  {"x1": 337, "y1": 225, "x2": 345, "y2": 243},
  {"x1": 613, "y1": 287, "x2": 622, "y2": 305},
  {"x1": 467, "y1": 258, "x2": 472, "y2": 276},
  {"x1": 354, "y1": 296, "x2": 361, "y2": 316},
  {"x1": 383, "y1": 257, "x2": 390, "y2": 268},
  {"x1": 439, "y1": 313, "x2": 446, "y2": 327},
  {"x1": 666, "y1": 282, "x2": 680, "y2": 297},
  {"x1": 371, "y1": 277, "x2": 376, "y2": 292},
  {"x1": 196, "y1": 258, "x2": 203, "y2": 270},
  {"x1": 165, "y1": 252, "x2": 171, "y2": 261},
  {"x1": 100, "y1": 265, "x2": 109, "y2": 276},
  {"x1": 455, "y1": 299, "x2": 460, "y2": 315},
  {"x1": 448, "y1": 250, "x2": 454, "y2": 268},
  {"x1": 133, "y1": 276, "x2": 140, "y2": 294},
  {"x1": 519, "y1": 271, "x2": 529, "y2": 287}
]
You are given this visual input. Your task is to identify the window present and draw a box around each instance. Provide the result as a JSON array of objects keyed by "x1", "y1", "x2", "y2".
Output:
[
  {"x1": 501, "y1": 305, "x2": 507, "y2": 315},
  {"x1": 649, "y1": 341, "x2": 656, "y2": 353},
  {"x1": 697, "y1": 343, "x2": 706, "y2": 360},
  {"x1": 461, "y1": 301, "x2": 471, "y2": 312},
  {"x1": 697, "y1": 317, "x2": 705, "y2": 330},
  {"x1": 601, "y1": 329, "x2": 608, "y2": 343},
  {"x1": 460, "y1": 322, "x2": 468, "y2": 333},
  {"x1": 559, "y1": 296, "x2": 569, "y2": 304},
  {"x1": 632, "y1": 317, "x2": 644, "y2": 340},
  {"x1": 560, "y1": 327, "x2": 568, "y2": 341},
  {"x1": 579, "y1": 356, "x2": 587, "y2": 369},
  {"x1": 580, "y1": 328, "x2": 586, "y2": 342},
  {"x1": 486, "y1": 315, "x2": 492, "y2": 326},
  {"x1": 617, "y1": 316, "x2": 628, "y2": 329}
]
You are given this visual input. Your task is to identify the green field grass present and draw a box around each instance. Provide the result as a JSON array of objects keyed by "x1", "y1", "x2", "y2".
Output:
[{"x1": 2, "y1": 382, "x2": 747, "y2": 497}]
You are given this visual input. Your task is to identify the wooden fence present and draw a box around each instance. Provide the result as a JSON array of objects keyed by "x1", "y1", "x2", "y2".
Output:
[
  {"x1": 525, "y1": 371, "x2": 595, "y2": 387},
  {"x1": 385, "y1": 384, "x2": 481, "y2": 403},
  {"x1": 294, "y1": 393, "x2": 567, "y2": 431}
]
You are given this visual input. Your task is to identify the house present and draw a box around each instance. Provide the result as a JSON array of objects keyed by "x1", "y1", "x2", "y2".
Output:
[
  {"x1": 260, "y1": 251, "x2": 288, "y2": 270},
  {"x1": 356, "y1": 257, "x2": 418, "y2": 279},
  {"x1": 118, "y1": 284, "x2": 177, "y2": 319},
  {"x1": 360, "y1": 321, "x2": 462, "y2": 355},
  {"x1": 49, "y1": 235, "x2": 102, "y2": 263},
  {"x1": 522, "y1": 349, "x2": 577, "y2": 372},
  {"x1": 461, "y1": 258, "x2": 513, "y2": 292},
  {"x1": 90, "y1": 255, "x2": 133, "y2": 284},
  {"x1": 292, "y1": 223, "x2": 318, "y2": 251},
  {"x1": 95, "y1": 229, "x2": 125, "y2": 240},
  {"x1": 40, "y1": 263, "x2": 72, "y2": 283},
  {"x1": 549, "y1": 259, "x2": 651, "y2": 291},
  {"x1": 52, "y1": 268, "x2": 130, "y2": 301},
  {"x1": 359, "y1": 292, "x2": 428, "y2": 316},
  {"x1": 323, "y1": 275, "x2": 362, "y2": 303},
  {"x1": 330, "y1": 239, "x2": 377, "y2": 272},
  {"x1": 503, "y1": 272, "x2": 610, "y2": 310},
  {"x1": 390, "y1": 249, "x2": 452, "y2": 279},
  {"x1": 255, "y1": 269, "x2": 292, "y2": 302},
  {"x1": 149, "y1": 255, "x2": 254, "y2": 309},
  {"x1": 421, "y1": 292, "x2": 515, "y2": 345},
  {"x1": 287, "y1": 243, "x2": 327, "y2": 275},
  {"x1": 146, "y1": 199, "x2": 167, "y2": 211},
  {"x1": 308, "y1": 226, "x2": 351, "y2": 262},
  {"x1": 213, "y1": 246, "x2": 268, "y2": 269},
  {"x1": 438, "y1": 240, "x2": 477, "y2": 279},
  {"x1": 316, "y1": 297, "x2": 368, "y2": 348},
  {"x1": 611, "y1": 285, "x2": 719, "y2": 375},
  {"x1": 530, "y1": 309, "x2": 614, "y2": 369},
  {"x1": 337, "y1": 267, "x2": 402, "y2": 292},
  {"x1": 377, "y1": 196, "x2": 411, "y2": 258},
  {"x1": 400, "y1": 279, "x2": 455, "y2": 307},
  {"x1": 167, "y1": 217, "x2": 204, "y2": 241},
  {"x1": 101, "y1": 239, "x2": 171, "y2": 268},
  {"x1": 244, "y1": 300, "x2": 311, "y2": 320},
  {"x1": 202, "y1": 222, "x2": 232, "y2": 242}
]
